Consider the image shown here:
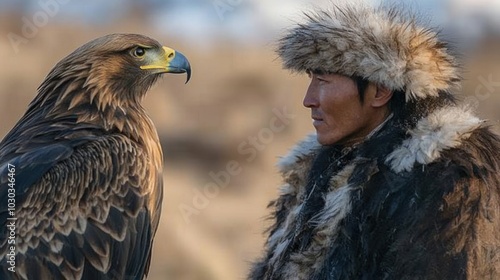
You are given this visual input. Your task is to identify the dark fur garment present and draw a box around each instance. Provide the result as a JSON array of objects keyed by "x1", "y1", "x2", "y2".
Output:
[{"x1": 250, "y1": 102, "x2": 500, "y2": 279}]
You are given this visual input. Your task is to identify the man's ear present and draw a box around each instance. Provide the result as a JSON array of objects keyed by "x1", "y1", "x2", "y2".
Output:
[{"x1": 372, "y1": 85, "x2": 393, "y2": 108}]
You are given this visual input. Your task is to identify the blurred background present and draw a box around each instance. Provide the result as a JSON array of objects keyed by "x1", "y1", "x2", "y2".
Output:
[{"x1": 0, "y1": 0, "x2": 499, "y2": 279}]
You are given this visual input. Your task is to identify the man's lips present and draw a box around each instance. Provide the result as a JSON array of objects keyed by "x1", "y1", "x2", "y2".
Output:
[{"x1": 312, "y1": 115, "x2": 324, "y2": 126}]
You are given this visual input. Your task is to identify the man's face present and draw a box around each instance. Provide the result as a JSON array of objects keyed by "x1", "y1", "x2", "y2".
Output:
[{"x1": 303, "y1": 73, "x2": 383, "y2": 146}]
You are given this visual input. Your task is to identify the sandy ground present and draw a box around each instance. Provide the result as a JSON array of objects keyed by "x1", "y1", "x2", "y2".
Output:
[{"x1": 0, "y1": 14, "x2": 499, "y2": 280}]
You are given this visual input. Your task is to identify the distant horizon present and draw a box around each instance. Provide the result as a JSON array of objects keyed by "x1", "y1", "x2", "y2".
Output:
[{"x1": 1, "y1": 0, "x2": 499, "y2": 44}]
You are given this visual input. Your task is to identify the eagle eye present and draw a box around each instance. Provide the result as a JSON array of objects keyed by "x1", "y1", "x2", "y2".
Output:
[{"x1": 132, "y1": 47, "x2": 146, "y2": 58}]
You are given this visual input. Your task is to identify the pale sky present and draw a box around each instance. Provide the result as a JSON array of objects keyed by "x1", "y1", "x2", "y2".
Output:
[{"x1": 1, "y1": 0, "x2": 499, "y2": 44}]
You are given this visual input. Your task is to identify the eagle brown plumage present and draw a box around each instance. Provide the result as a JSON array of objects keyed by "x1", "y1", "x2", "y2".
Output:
[{"x1": 0, "y1": 34, "x2": 191, "y2": 279}]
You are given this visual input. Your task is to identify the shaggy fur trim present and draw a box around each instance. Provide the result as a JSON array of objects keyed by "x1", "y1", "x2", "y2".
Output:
[
  {"x1": 277, "y1": 4, "x2": 460, "y2": 101},
  {"x1": 268, "y1": 203, "x2": 303, "y2": 258},
  {"x1": 386, "y1": 106, "x2": 483, "y2": 172},
  {"x1": 277, "y1": 133, "x2": 319, "y2": 173},
  {"x1": 270, "y1": 164, "x2": 357, "y2": 279},
  {"x1": 277, "y1": 134, "x2": 320, "y2": 198}
]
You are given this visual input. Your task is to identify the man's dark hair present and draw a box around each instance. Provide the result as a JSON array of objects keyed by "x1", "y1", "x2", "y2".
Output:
[
  {"x1": 353, "y1": 76, "x2": 405, "y2": 118},
  {"x1": 353, "y1": 76, "x2": 369, "y2": 103}
]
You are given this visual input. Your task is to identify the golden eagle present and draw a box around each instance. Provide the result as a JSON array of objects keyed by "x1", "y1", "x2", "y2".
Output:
[{"x1": 0, "y1": 34, "x2": 191, "y2": 279}]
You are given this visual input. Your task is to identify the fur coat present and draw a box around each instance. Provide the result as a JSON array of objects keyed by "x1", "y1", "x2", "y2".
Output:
[{"x1": 250, "y1": 98, "x2": 500, "y2": 279}]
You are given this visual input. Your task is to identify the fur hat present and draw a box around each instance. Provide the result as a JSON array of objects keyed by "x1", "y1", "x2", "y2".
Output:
[{"x1": 277, "y1": 4, "x2": 461, "y2": 101}]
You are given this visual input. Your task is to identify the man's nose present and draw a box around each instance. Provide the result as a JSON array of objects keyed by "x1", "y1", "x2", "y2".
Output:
[{"x1": 303, "y1": 81, "x2": 319, "y2": 108}]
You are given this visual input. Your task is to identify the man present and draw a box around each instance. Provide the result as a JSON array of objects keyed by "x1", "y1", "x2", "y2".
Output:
[{"x1": 250, "y1": 3, "x2": 500, "y2": 280}]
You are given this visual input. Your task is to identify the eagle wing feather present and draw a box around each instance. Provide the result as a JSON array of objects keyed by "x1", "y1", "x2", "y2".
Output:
[{"x1": 0, "y1": 135, "x2": 161, "y2": 280}]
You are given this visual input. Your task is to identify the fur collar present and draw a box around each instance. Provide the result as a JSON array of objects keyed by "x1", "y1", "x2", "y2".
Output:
[{"x1": 386, "y1": 106, "x2": 483, "y2": 172}]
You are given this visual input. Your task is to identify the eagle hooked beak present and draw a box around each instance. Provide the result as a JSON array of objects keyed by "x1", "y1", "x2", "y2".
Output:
[
  {"x1": 162, "y1": 47, "x2": 191, "y2": 83},
  {"x1": 141, "y1": 46, "x2": 192, "y2": 83}
]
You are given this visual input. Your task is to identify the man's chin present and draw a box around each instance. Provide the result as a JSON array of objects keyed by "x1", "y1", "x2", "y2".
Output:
[
  {"x1": 316, "y1": 132, "x2": 358, "y2": 147},
  {"x1": 316, "y1": 133, "x2": 338, "y2": 146}
]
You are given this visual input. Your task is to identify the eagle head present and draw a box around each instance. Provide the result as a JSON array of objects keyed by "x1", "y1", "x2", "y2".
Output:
[{"x1": 25, "y1": 33, "x2": 191, "y2": 133}]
